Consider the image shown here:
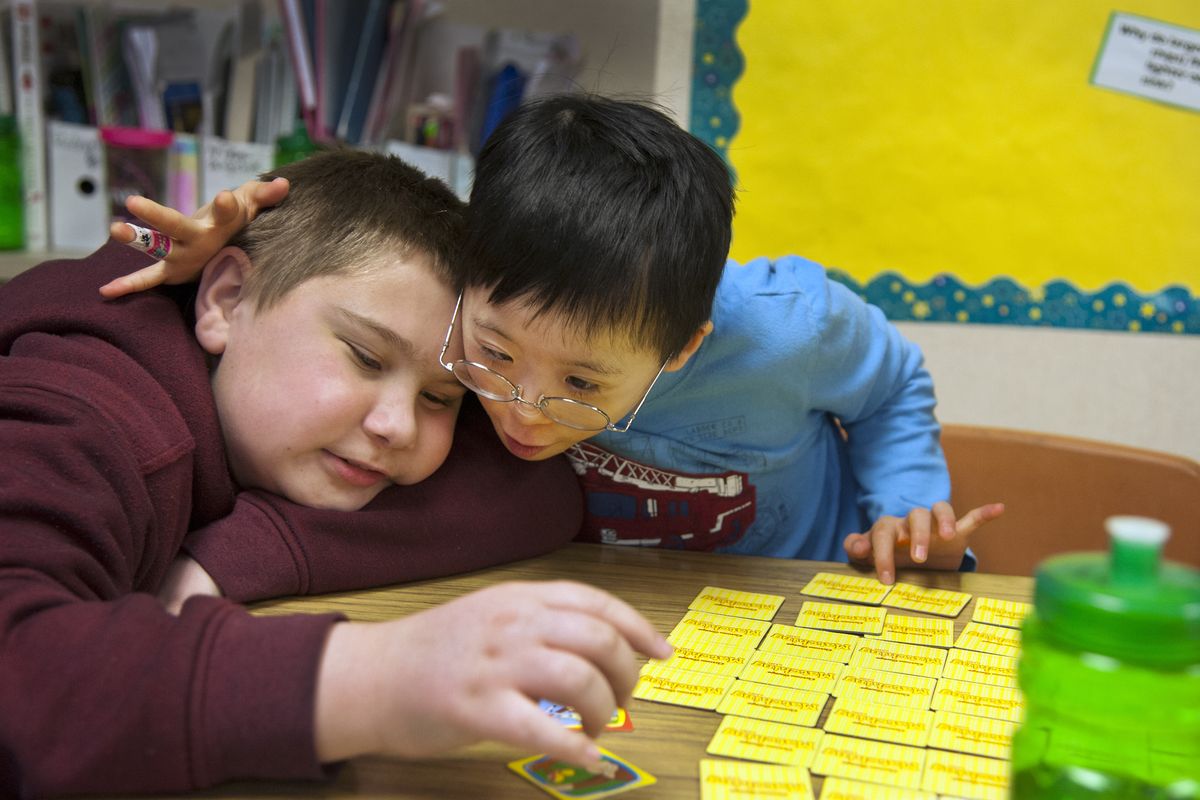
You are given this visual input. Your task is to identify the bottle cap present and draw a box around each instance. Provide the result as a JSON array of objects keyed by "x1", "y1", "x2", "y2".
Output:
[{"x1": 1033, "y1": 516, "x2": 1200, "y2": 668}]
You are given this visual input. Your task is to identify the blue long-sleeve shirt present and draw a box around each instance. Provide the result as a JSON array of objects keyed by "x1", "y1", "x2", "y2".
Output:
[{"x1": 573, "y1": 255, "x2": 950, "y2": 562}]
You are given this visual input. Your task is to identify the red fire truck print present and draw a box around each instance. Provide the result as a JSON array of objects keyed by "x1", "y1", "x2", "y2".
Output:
[{"x1": 567, "y1": 441, "x2": 756, "y2": 551}]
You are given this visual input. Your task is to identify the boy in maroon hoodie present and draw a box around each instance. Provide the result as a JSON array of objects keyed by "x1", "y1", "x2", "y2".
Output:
[{"x1": 0, "y1": 151, "x2": 670, "y2": 798}]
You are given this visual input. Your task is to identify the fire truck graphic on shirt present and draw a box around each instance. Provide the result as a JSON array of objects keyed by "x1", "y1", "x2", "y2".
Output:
[{"x1": 567, "y1": 441, "x2": 756, "y2": 551}]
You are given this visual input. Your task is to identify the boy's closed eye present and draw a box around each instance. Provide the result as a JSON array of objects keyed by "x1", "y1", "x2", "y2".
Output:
[{"x1": 344, "y1": 340, "x2": 383, "y2": 371}]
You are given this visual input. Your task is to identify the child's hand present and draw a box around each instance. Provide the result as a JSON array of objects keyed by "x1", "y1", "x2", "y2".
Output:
[
  {"x1": 157, "y1": 555, "x2": 221, "y2": 615},
  {"x1": 842, "y1": 501, "x2": 1005, "y2": 584},
  {"x1": 313, "y1": 580, "x2": 671, "y2": 770},
  {"x1": 98, "y1": 177, "x2": 290, "y2": 299}
]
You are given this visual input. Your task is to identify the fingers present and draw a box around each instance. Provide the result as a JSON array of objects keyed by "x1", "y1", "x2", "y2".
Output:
[
  {"x1": 869, "y1": 525, "x2": 898, "y2": 585},
  {"x1": 537, "y1": 581, "x2": 672, "y2": 661},
  {"x1": 843, "y1": 532, "x2": 872, "y2": 562},
  {"x1": 484, "y1": 693, "x2": 603, "y2": 771},
  {"x1": 514, "y1": 648, "x2": 618, "y2": 739},
  {"x1": 956, "y1": 502, "x2": 1006, "y2": 535},
  {"x1": 98, "y1": 262, "x2": 170, "y2": 299},
  {"x1": 906, "y1": 507, "x2": 932, "y2": 564},
  {"x1": 125, "y1": 194, "x2": 193, "y2": 239}
]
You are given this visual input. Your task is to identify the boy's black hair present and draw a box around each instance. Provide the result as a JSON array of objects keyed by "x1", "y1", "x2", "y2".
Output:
[
  {"x1": 232, "y1": 149, "x2": 465, "y2": 311},
  {"x1": 461, "y1": 95, "x2": 735, "y2": 361}
]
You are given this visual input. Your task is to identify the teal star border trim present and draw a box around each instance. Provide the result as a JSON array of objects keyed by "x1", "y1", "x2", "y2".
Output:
[{"x1": 688, "y1": 0, "x2": 1197, "y2": 335}]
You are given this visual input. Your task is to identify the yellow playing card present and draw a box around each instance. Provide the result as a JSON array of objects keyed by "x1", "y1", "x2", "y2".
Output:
[
  {"x1": 706, "y1": 714, "x2": 824, "y2": 767},
  {"x1": 669, "y1": 610, "x2": 770, "y2": 652},
  {"x1": 689, "y1": 586, "x2": 786, "y2": 621},
  {"x1": 633, "y1": 662, "x2": 734, "y2": 710},
  {"x1": 810, "y1": 733, "x2": 927, "y2": 790},
  {"x1": 954, "y1": 621, "x2": 1021, "y2": 658},
  {"x1": 795, "y1": 601, "x2": 887, "y2": 635},
  {"x1": 848, "y1": 638, "x2": 947, "y2": 679},
  {"x1": 941, "y1": 648, "x2": 1019, "y2": 689},
  {"x1": 931, "y1": 677, "x2": 1025, "y2": 723},
  {"x1": 834, "y1": 666, "x2": 938, "y2": 709},
  {"x1": 822, "y1": 694, "x2": 934, "y2": 747},
  {"x1": 715, "y1": 679, "x2": 828, "y2": 727},
  {"x1": 508, "y1": 747, "x2": 657, "y2": 799},
  {"x1": 921, "y1": 747, "x2": 1010, "y2": 800},
  {"x1": 645, "y1": 640, "x2": 755, "y2": 678},
  {"x1": 800, "y1": 572, "x2": 892, "y2": 605},
  {"x1": 869, "y1": 613, "x2": 956, "y2": 648},
  {"x1": 739, "y1": 651, "x2": 844, "y2": 694},
  {"x1": 758, "y1": 624, "x2": 860, "y2": 663},
  {"x1": 971, "y1": 597, "x2": 1032, "y2": 629},
  {"x1": 928, "y1": 709, "x2": 1016, "y2": 759},
  {"x1": 699, "y1": 758, "x2": 815, "y2": 800},
  {"x1": 882, "y1": 582, "x2": 972, "y2": 617},
  {"x1": 818, "y1": 776, "x2": 936, "y2": 800}
]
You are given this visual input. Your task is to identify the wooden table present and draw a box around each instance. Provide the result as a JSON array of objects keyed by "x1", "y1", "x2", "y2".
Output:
[{"x1": 191, "y1": 543, "x2": 1035, "y2": 799}]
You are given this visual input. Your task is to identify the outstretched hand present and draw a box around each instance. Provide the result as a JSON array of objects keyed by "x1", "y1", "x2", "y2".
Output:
[
  {"x1": 99, "y1": 177, "x2": 290, "y2": 298},
  {"x1": 843, "y1": 501, "x2": 1005, "y2": 584},
  {"x1": 313, "y1": 580, "x2": 672, "y2": 770}
]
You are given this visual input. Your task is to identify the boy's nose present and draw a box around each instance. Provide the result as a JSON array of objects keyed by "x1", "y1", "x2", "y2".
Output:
[{"x1": 363, "y1": 393, "x2": 418, "y2": 447}]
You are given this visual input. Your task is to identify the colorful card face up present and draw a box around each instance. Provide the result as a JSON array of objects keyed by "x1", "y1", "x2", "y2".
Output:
[
  {"x1": 810, "y1": 733, "x2": 927, "y2": 790},
  {"x1": 646, "y1": 641, "x2": 755, "y2": 678},
  {"x1": 941, "y1": 648, "x2": 1019, "y2": 689},
  {"x1": 669, "y1": 611, "x2": 771, "y2": 652},
  {"x1": 633, "y1": 663, "x2": 735, "y2": 710},
  {"x1": 928, "y1": 709, "x2": 1016, "y2": 760},
  {"x1": 834, "y1": 666, "x2": 938, "y2": 709},
  {"x1": 739, "y1": 651, "x2": 844, "y2": 694},
  {"x1": 795, "y1": 601, "x2": 887, "y2": 635},
  {"x1": 971, "y1": 597, "x2": 1032, "y2": 629},
  {"x1": 921, "y1": 747, "x2": 1010, "y2": 800},
  {"x1": 818, "y1": 776, "x2": 936, "y2": 800},
  {"x1": 706, "y1": 714, "x2": 825, "y2": 767},
  {"x1": 869, "y1": 613, "x2": 956, "y2": 648},
  {"x1": 715, "y1": 680, "x2": 828, "y2": 727},
  {"x1": 758, "y1": 624, "x2": 860, "y2": 664},
  {"x1": 699, "y1": 758, "x2": 815, "y2": 800},
  {"x1": 848, "y1": 638, "x2": 948, "y2": 680},
  {"x1": 931, "y1": 677, "x2": 1025, "y2": 723},
  {"x1": 800, "y1": 572, "x2": 892, "y2": 605},
  {"x1": 538, "y1": 701, "x2": 633, "y2": 732},
  {"x1": 509, "y1": 748, "x2": 656, "y2": 799},
  {"x1": 690, "y1": 586, "x2": 786, "y2": 621},
  {"x1": 822, "y1": 694, "x2": 934, "y2": 748},
  {"x1": 882, "y1": 582, "x2": 972, "y2": 617},
  {"x1": 954, "y1": 621, "x2": 1022, "y2": 657}
]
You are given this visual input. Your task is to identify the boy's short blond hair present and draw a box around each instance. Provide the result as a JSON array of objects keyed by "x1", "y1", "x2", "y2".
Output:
[{"x1": 231, "y1": 149, "x2": 465, "y2": 310}]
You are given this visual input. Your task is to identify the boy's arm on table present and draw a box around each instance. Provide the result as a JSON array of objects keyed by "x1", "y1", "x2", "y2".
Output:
[
  {"x1": 802, "y1": 275, "x2": 1003, "y2": 580},
  {"x1": 178, "y1": 397, "x2": 584, "y2": 604}
]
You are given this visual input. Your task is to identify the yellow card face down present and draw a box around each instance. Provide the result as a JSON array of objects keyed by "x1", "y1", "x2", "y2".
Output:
[
  {"x1": 941, "y1": 648, "x2": 1019, "y2": 689},
  {"x1": 795, "y1": 601, "x2": 887, "y2": 635},
  {"x1": 800, "y1": 571, "x2": 892, "y2": 605},
  {"x1": 822, "y1": 694, "x2": 934, "y2": 748},
  {"x1": 954, "y1": 621, "x2": 1022, "y2": 657},
  {"x1": 882, "y1": 582, "x2": 972, "y2": 617},
  {"x1": 931, "y1": 677, "x2": 1025, "y2": 723},
  {"x1": 508, "y1": 747, "x2": 656, "y2": 799},
  {"x1": 921, "y1": 747, "x2": 1010, "y2": 800},
  {"x1": 646, "y1": 641, "x2": 755, "y2": 678},
  {"x1": 699, "y1": 758, "x2": 815, "y2": 800},
  {"x1": 758, "y1": 624, "x2": 860, "y2": 663},
  {"x1": 834, "y1": 666, "x2": 938, "y2": 709},
  {"x1": 690, "y1": 586, "x2": 786, "y2": 621},
  {"x1": 715, "y1": 680, "x2": 828, "y2": 727},
  {"x1": 971, "y1": 597, "x2": 1032, "y2": 629},
  {"x1": 818, "y1": 776, "x2": 936, "y2": 800},
  {"x1": 848, "y1": 638, "x2": 947, "y2": 680},
  {"x1": 928, "y1": 709, "x2": 1016, "y2": 760},
  {"x1": 669, "y1": 610, "x2": 771, "y2": 652},
  {"x1": 706, "y1": 714, "x2": 825, "y2": 767},
  {"x1": 633, "y1": 663, "x2": 735, "y2": 710},
  {"x1": 739, "y1": 651, "x2": 844, "y2": 694},
  {"x1": 810, "y1": 733, "x2": 927, "y2": 790},
  {"x1": 870, "y1": 613, "x2": 956, "y2": 648}
]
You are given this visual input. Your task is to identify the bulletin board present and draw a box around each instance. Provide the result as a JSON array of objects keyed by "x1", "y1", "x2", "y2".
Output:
[{"x1": 691, "y1": 0, "x2": 1199, "y2": 334}]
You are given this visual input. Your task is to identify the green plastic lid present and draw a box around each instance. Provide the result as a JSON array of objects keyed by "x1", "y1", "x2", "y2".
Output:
[{"x1": 1033, "y1": 516, "x2": 1200, "y2": 668}]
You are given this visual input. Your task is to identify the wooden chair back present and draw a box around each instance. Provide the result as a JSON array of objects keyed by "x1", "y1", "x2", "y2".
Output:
[{"x1": 940, "y1": 424, "x2": 1200, "y2": 576}]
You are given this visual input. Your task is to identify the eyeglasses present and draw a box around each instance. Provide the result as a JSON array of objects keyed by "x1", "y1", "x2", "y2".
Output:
[{"x1": 438, "y1": 292, "x2": 667, "y2": 433}]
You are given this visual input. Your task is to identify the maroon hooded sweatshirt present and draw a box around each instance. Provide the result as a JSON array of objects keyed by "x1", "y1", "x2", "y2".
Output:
[{"x1": 0, "y1": 244, "x2": 582, "y2": 798}]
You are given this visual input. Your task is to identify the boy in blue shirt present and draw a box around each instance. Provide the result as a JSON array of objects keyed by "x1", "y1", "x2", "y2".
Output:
[{"x1": 104, "y1": 96, "x2": 1002, "y2": 585}]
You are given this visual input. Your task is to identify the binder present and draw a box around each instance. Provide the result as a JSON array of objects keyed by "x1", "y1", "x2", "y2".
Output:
[
  {"x1": 12, "y1": 0, "x2": 48, "y2": 250},
  {"x1": 47, "y1": 121, "x2": 107, "y2": 253}
]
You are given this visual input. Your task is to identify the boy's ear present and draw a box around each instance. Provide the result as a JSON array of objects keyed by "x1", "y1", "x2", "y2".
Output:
[
  {"x1": 665, "y1": 320, "x2": 714, "y2": 372},
  {"x1": 193, "y1": 247, "x2": 253, "y2": 356}
]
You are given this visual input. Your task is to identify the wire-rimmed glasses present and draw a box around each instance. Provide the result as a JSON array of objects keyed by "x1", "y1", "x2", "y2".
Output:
[{"x1": 438, "y1": 292, "x2": 666, "y2": 433}]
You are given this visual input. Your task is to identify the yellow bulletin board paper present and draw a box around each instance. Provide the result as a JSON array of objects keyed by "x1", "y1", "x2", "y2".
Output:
[{"x1": 695, "y1": 0, "x2": 1200, "y2": 334}]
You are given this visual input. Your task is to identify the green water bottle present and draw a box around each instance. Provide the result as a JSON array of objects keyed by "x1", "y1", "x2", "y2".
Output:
[
  {"x1": 0, "y1": 114, "x2": 24, "y2": 250},
  {"x1": 1011, "y1": 516, "x2": 1200, "y2": 799}
]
